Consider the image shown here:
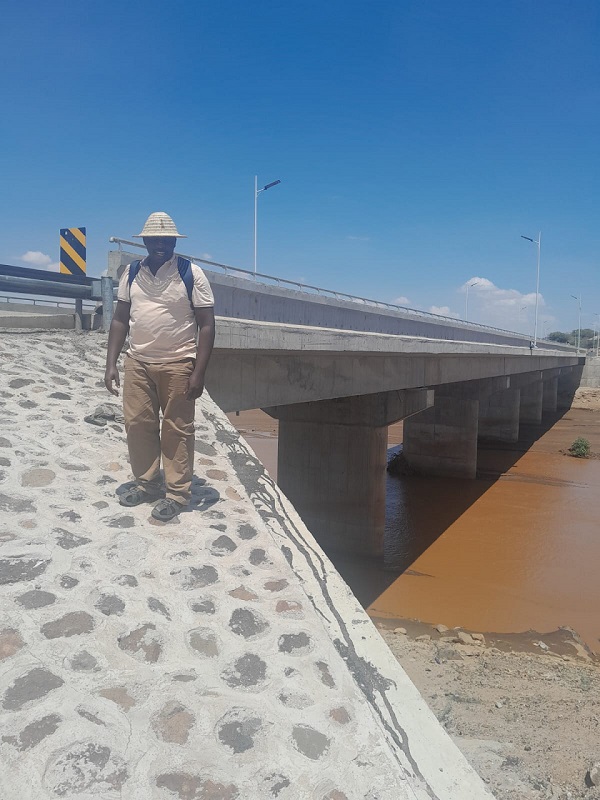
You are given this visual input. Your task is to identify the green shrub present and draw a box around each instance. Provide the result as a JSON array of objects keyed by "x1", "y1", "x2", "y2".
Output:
[{"x1": 568, "y1": 437, "x2": 590, "y2": 458}]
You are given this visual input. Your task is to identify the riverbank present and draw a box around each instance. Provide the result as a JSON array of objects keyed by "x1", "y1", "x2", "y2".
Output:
[
  {"x1": 380, "y1": 625, "x2": 600, "y2": 800},
  {"x1": 228, "y1": 400, "x2": 600, "y2": 799}
]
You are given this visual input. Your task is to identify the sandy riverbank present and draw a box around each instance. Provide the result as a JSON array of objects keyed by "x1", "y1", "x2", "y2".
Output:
[{"x1": 381, "y1": 624, "x2": 600, "y2": 800}]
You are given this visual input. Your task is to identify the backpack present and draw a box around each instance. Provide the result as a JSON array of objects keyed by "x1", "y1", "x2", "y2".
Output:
[{"x1": 127, "y1": 256, "x2": 194, "y2": 306}]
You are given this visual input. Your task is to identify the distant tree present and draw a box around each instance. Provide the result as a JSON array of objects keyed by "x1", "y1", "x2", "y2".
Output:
[
  {"x1": 548, "y1": 331, "x2": 569, "y2": 343},
  {"x1": 578, "y1": 328, "x2": 595, "y2": 350}
]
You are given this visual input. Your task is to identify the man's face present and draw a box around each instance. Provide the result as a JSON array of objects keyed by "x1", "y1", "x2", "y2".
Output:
[{"x1": 143, "y1": 236, "x2": 176, "y2": 263}]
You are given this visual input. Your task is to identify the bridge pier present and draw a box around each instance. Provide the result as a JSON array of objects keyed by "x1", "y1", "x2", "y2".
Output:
[
  {"x1": 558, "y1": 364, "x2": 584, "y2": 409},
  {"x1": 478, "y1": 387, "x2": 521, "y2": 442},
  {"x1": 403, "y1": 396, "x2": 479, "y2": 479},
  {"x1": 402, "y1": 377, "x2": 510, "y2": 478},
  {"x1": 542, "y1": 375, "x2": 559, "y2": 414},
  {"x1": 265, "y1": 389, "x2": 432, "y2": 556},
  {"x1": 519, "y1": 379, "x2": 544, "y2": 424}
]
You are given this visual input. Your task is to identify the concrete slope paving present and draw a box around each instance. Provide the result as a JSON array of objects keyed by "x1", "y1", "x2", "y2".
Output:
[{"x1": 0, "y1": 330, "x2": 493, "y2": 800}]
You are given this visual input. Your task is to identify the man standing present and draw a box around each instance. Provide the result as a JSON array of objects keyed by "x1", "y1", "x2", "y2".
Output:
[{"x1": 104, "y1": 212, "x2": 215, "y2": 521}]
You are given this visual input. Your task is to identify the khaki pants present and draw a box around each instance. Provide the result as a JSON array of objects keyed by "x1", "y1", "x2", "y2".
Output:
[{"x1": 123, "y1": 355, "x2": 195, "y2": 505}]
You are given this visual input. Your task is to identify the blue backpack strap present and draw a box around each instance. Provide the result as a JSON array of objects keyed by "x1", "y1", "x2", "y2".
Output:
[
  {"x1": 127, "y1": 260, "x2": 142, "y2": 297},
  {"x1": 177, "y1": 256, "x2": 194, "y2": 306}
]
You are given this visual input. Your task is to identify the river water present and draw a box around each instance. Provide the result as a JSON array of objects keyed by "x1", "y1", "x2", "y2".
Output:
[{"x1": 227, "y1": 407, "x2": 600, "y2": 655}]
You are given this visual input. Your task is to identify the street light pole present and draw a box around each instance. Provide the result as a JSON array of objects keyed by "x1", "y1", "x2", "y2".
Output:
[
  {"x1": 465, "y1": 281, "x2": 479, "y2": 322},
  {"x1": 570, "y1": 294, "x2": 581, "y2": 354},
  {"x1": 595, "y1": 313, "x2": 600, "y2": 357},
  {"x1": 521, "y1": 231, "x2": 541, "y2": 347},
  {"x1": 254, "y1": 176, "x2": 281, "y2": 275}
]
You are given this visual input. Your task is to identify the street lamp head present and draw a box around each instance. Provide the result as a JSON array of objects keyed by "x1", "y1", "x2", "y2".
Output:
[
  {"x1": 521, "y1": 235, "x2": 534, "y2": 242},
  {"x1": 263, "y1": 180, "x2": 281, "y2": 191}
]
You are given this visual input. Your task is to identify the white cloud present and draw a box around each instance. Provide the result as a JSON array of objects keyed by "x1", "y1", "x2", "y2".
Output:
[
  {"x1": 429, "y1": 305, "x2": 461, "y2": 319},
  {"x1": 21, "y1": 250, "x2": 52, "y2": 266},
  {"x1": 201, "y1": 253, "x2": 213, "y2": 261},
  {"x1": 393, "y1": 295, "x2": 410, "y2": 306},
  {"x1": 459, "y1": 276, "x2": 552, "y2": 332},
  {"x1": 19, "y1": 251, "x2": 60, "y2": 272}
]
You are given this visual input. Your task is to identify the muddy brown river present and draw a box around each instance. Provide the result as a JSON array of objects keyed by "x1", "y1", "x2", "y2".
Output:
[{"x1": 228, "y1": 407, "x2": 600, "y2": 655}]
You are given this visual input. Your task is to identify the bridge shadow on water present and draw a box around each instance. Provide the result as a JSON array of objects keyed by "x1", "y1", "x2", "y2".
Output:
[{"x1": 330, "y1": 410, "x2": 568, "y2": 610}]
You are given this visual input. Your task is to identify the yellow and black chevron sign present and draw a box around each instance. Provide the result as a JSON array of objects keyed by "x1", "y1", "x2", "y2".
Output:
[{"x1": 60, "y1": 227, "x2": 86, "y2": 275}]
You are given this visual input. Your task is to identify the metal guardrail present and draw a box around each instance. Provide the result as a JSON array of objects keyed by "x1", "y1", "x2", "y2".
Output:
[
  {"x1": 0, "y1": 295, "x2": 96, "y2": 310},
  {"x1": 0, "y1": 264, "x2": 113, "y2": 330},
  {"x1": 108, "y1": 237, "x2": 551, "y2": 342}
]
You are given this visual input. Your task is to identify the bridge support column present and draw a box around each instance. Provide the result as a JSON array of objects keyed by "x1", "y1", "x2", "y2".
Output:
[
  {"x1": 557, "y1": 365, "x2": 584, "y2": 409},
  {"x1": 403, "y1": 396, "x2": 479, "y2": 479},
  {"x1": 265, "y1": 389, "x2": 432, "y2": 557},
  {"x1": 478, "y1": 388, "x2": 520, "y2": 442},
  {"x1": 519, "y1": 380, "x2": 543, "y2": 424},
  {"x1": 542, "y1": 376, "x2": 558, "y2": 414}
]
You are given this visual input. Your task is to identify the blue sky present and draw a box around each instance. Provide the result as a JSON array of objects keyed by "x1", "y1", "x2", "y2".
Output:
[{"x1": 2, "y1": 0, "x2": 599, "y2": 334}]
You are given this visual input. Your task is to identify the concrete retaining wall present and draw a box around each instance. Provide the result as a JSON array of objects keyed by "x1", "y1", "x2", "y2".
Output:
[{"x1": 581, "y1": 356, "x2": 600, "y2": 388}]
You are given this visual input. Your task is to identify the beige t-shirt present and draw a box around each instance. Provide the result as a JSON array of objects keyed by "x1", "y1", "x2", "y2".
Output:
[{"x1": 117, "y1": 255, "x2": 214, "y2": 363}]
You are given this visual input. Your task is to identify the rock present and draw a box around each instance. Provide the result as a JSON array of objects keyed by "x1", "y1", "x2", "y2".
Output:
[
  {"x1": 330, "y1": 707, "x2": 351, "y2": 725},
  {"x1": 21, "y1": 468, "x2": 56, "y2": 487},
  {"x1": 43, "y1": 741, "x2": 128, "y2": 795},
  {"x1": 536, "y1": 640, "x2": 550, "y2": 651},
  {"x1": 0, "y1": 556, "x2": 49, "y2": 585},
  {"x1": 156, "y1": 773, "x2": 238, "y2": 800},
  {"x1": 495, "y1": 701, "x2": 504, "y2": 709},
  {"x1": 68, "y1": 651, "x2": 100, "y2": 672},
  {"x1": 292, "y1": 725, "x2": 330, "y2": 760},
  {"x1": 435, "y1": 644, "x2": 463, "y2": 663},
  {"x1": 454, "y1": 631, "x2": 475, "y2": 645},
  {"x1": 229, "y1": 608, "x2": 269, "y2": 639},
  {"x1": 587, "y1": 762, "x2": 600, "y2": 787},
  {"x1": 188, "y1": 628, "x2": 219, "y2": 658},
  {"x1": 55, "y1": 529, "x2": 92, "y2": 549},
  {"x1": 2, "y1": 713, "x2": 61, "y2": 750},
  {"x1": 229, "y1": 586, "x2": 259, "y2": 602},
  {"x1": 238, "y1": 523, "x2": 258, "y2": 540},
  {"x1": 95, "y1": 594, "x2": 126, "y2": 616},
  {"x1": 471, "y1": 633, "x2": 485, "y2": 642},
  {"x1": 264, "y1": 579, "x2": 288, "y2": 592},
  {"x1": 278, "y1": 632, "x2": 312, "y2": 654},
  {"x1": 41, "y1": 612, "x2": 95, "y2": 639},
  {"x1": 217, "y1": 708, "x2": 262, "y2": 753},
  {"x1": 0, "y1": 628, "x2": 25, "y2": 660},
  {"x1": 435, "y1": 624, "x2": 449, "y2": 633},
  {"x1": 316, "y1": 661, "x2": 336, "y2": 688},
  {"x1": 118, "y1": 624, "x2": 162, "y2": 663},
  {"x1": 152, "y1": 701, "x2": 195, "y2": 745},
  {"x1": 221, "y1": 653, "x2": 267, "y2": 688},
  {"x1": 415, "y1": 634, "x2": 431, "y2": 642},
  {"x1": 394, "y1": 627, "x2": 407, "y2": 635},
  {"x1": 99, "y1": 687, "x2": 136, "y2": 710},
  {"x1": 275, "y1": 600, "x2": 303, "y2": 618},
  {"x1": 3, "y1": 668, "x2": 64, "y2": 710}
]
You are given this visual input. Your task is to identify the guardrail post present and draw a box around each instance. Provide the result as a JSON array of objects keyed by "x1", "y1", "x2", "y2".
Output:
[
  {"x1": 74, "y1": 299, "x2": 83, "y2": 331},
  {"x1": 101, "y1": 277, "x2": 114, "y2": 331}
]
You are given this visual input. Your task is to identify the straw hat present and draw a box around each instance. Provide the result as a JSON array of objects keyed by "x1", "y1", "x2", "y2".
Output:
[{"x1": 133, "y1": 212, "x2": 187, "y2": 238}]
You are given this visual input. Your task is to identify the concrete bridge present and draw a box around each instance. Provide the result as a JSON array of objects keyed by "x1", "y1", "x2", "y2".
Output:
[
  {"x1": 109, "y1": 250, "x2": 582, "y2": 560},
  {"x1": 0, "y1": 253, "x2": 582, "y2": 798}
]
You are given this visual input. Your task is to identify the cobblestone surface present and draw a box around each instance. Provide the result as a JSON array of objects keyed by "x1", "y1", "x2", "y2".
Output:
[{"x1": 0, "y1": 331, "x2": 492, "y2": 799}]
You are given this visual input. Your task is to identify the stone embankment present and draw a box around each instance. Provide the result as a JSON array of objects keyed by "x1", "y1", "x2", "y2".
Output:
[{"x1": 0, "y1": 330, "x2": 492, "y2": 799}]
